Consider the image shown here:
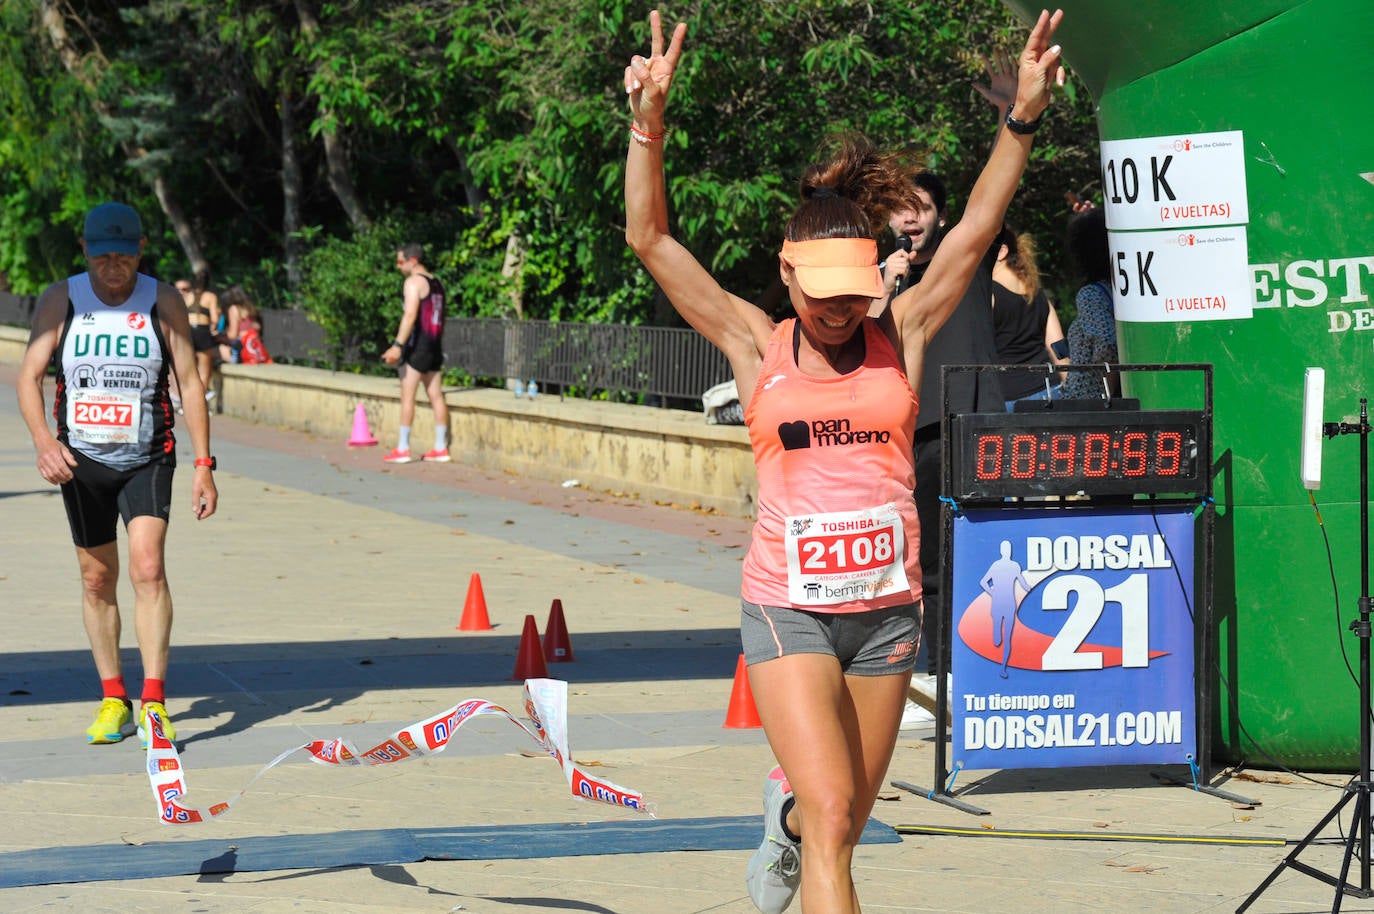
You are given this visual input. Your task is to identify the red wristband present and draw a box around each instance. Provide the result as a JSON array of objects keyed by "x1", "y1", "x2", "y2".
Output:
[
  {"x1": 630, "y1": 124, "x2": 668, "y2": 145},
  {"x1": 194, "y1": 456, "x2": 217, "y2": 469}
]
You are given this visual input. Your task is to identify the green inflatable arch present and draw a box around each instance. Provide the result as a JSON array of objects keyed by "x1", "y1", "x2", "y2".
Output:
[{"x1": 1004, "y1": 0, "x2": 1374, "y2": 769}]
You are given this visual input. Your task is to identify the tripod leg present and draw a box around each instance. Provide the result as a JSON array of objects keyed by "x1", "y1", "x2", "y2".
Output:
[
  {"x1": 1237, "y1": 787, "x2": 1358, "y2": 914},
  {"x1": 1328, "y1": 787, "x2": 1370, "y2": 914},
  {"x1": 1245, "y1": 400, "x2": 1374, "y2": 914}
]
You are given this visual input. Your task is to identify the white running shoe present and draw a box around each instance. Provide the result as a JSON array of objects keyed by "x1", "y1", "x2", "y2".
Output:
[
  {"x1": 900, "y1": 699, "x2": 936, "y2": 730},
  {"x1": 745, "y1": 766, "x2": 801, "y2": 913},
  {"x1": 909, "y1": 672, "x2": 953, "y2": 724}
]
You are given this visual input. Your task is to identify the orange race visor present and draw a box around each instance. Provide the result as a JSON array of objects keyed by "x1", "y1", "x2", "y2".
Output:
[{"x1": 779, "y1": 238, "x2": 884, "y2": 299}]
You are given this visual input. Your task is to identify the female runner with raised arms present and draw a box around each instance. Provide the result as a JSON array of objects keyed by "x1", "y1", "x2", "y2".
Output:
[{"x1": 624, "y1": 10, "x2": 1064, "y2": 912}]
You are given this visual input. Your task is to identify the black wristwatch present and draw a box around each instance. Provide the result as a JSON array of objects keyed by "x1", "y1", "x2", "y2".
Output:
[{"x1": 1004, "y1": 103, "x2": 1043, "y2": 136}]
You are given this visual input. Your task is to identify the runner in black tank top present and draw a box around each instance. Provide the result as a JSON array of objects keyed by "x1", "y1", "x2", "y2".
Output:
[{"x1": 382, "y1": 244, "x2": 453, "y2": 463}]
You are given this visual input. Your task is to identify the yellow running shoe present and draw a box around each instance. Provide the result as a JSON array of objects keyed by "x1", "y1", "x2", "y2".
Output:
[
  {"x1": 86, "y1": 697, "x2": 133, "y2": 744},
  {"x1": 137, "y1": 700, "x2": 176, "y2": 749}
]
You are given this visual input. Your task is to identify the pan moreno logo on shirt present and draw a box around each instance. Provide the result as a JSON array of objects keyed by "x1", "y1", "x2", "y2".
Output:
[{"x1": 778, "y1": 417, "x2": 891, "y2": 451}]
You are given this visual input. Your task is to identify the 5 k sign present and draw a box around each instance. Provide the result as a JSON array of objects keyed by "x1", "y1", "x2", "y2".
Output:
[
  {"x1": 950, "y1": 507, "x2": 1196, "y2": 770},
  {"x1": 1099, "y1": 130, "x2": 1253, "y2": 322}
]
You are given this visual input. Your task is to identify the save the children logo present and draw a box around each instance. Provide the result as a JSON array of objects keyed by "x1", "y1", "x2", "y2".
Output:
[{"x1": 777, "y1": 417, "x2": 891, "y2": 451}]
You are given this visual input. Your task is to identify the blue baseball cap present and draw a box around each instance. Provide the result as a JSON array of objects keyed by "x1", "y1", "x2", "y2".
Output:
[{"x1": 83, "y1": 202, "x2": 143, "y2": 257}]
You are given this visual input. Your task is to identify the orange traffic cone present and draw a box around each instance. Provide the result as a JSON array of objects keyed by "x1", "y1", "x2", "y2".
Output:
[
  {"x1": 457, "y1": 573, "x2": 493, "y2": 631},
  {"x1": 723, "y1": 653, "x2": 762, "y2": 729},
  {"x1": 511, "y1": 613, "x2": 549, "y2": 680},
  {"x1": 347, "y1": 403, "x2": 378, "y2": 447},
  {"x1": 542, "y1": 598, "x2": 575, "y2": 663}
]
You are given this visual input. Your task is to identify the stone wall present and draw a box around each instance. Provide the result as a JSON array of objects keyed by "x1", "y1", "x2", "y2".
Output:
[{"x1": 0, "y1": 326, "x2": 758, "y2": 517}]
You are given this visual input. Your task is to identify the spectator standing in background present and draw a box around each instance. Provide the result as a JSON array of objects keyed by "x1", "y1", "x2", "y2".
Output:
[
  {"x1": 216, "y1": 285, "x2": 247, "y2": 365},
  {"x1": 180, "y1": 274, "x2": 219, "y2": 399},
  {"x1": 382, "y1": 243, "x2": 451, "y2": 464},
  {"x1": 218, "y1": 285, "x2": 272, "y2": 365},
  {"x1": 990, "y1": 224, "x2": 1068, "y2": 408},
  {"x1": 875, "y1": 49, "x2": 1029, "y2": 725},
  {"x1": 1061, "y1": 206, "x2": 1117, "y2": 400}
]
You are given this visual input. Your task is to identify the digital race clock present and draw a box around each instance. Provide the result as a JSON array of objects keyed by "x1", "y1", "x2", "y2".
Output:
[{"x1": 950, "y1": 409, "x2": 1207, "y2": 499}]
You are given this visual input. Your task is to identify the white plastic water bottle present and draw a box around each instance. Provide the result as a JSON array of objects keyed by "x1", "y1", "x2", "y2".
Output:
[
  {"x1": 526, "y1": 380, "x2": 539, "y2": 399},
  {"x1": 512, "y1": 379, "x2": 525, "y2": 397}
]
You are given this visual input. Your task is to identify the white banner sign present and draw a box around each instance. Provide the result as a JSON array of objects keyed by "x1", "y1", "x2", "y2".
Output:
[
  {"x1": 1100, "y1": 130, "x2": 1252, "y2": 323},
  {"x1": 1108, "y1": 227, "x2": 1254, "y2": 322},
  {"x1": 1100, "y1": 130, "x2": 1248, "y2": 232}
]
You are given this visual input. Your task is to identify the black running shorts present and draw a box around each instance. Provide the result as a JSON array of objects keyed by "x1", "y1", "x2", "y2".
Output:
[
  {"x1": 403, "y1": 340, "x2": 444, "y2": 374},
  {"x1": 190, "y1": 324, "x2": 217, "y2": 354},
  {"x1": 59, "y1": 450, "x2": 176, "y2": 548}
]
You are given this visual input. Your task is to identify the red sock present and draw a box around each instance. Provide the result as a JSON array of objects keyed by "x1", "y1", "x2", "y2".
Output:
[
  {"x1": 141, "y1": 678, "x2": 166, "y2": 704},
  {"x1": 101, "y1": 677, "x2": 128, "y2": 702}
]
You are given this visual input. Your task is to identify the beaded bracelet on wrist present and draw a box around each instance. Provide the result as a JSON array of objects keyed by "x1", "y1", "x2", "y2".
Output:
[{"x1": 630, "y1": 124, "x2": 668, "y2": 145}]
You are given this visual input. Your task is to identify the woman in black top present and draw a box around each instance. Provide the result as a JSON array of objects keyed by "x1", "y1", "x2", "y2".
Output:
[
  {"x1": 990, "y1": 225, "x2": 1067, "y2": 408},
  {"x1": 176, "y1": 275, "x2": 220, "y2": 405}
]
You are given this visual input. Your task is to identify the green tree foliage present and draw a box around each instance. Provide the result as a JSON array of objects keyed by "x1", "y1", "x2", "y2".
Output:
[
  {"x1": 635, "y1": 1, "x2": 1100, "y2": 308},
  {"x1": 296, "y1": 220, "x2": 401, "y2": 368},
  {"x1": 0, "y1": 1, "x2": 129, "y2": 286},
  {"x1": 1, "y1": 0, "x2": 1101, "y2": 335}
]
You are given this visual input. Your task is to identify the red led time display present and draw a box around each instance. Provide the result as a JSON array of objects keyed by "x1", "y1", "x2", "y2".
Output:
[{"x1": 952, "y1": 410, "x2": 1206, "y2": 498}]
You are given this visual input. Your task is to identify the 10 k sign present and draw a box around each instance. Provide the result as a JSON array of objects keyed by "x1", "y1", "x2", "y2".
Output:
[
  {"x1": 950, "y1": 507, "x2": 1196, "y2": 770},
  {"x1": 1100, "y1": 130, "x2": 1248, "y2": 232},
  {"x1": 1100, "y1": 130, "x2": 1253, "y2": 322}
]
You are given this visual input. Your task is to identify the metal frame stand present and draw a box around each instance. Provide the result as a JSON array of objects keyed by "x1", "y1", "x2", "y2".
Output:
[
  {"x1": 893, "y1": 363, "x2": 1259, "y2": 812},
  {"x1": 1239, "y1": 398, "x2": 1372, "y2": 914}
]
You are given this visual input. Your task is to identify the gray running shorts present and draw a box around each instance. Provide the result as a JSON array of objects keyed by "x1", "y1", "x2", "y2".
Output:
[{"x1": 740, "y1": 599, "x2": 921, "y2": 677}]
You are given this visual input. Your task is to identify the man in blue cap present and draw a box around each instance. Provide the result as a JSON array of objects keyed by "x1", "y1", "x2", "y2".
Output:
[{"x1": 15, "y1": 201, "x2": 218, "y2": 748}]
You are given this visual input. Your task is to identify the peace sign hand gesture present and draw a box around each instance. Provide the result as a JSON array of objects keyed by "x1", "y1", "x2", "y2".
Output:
[
  {"x1": 1012, "y1": 8, "x2": 1067, "y2": 125},
  {"x1": 625, "y1": 10, "x2": 687, "y2": 136}
]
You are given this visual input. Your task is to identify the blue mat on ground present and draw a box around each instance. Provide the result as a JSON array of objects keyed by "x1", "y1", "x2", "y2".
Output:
[{"x1": 0, "y1": 815, "x2": 900, "y2": 888}]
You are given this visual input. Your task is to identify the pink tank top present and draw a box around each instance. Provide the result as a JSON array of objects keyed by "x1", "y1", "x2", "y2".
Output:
[{"x1": 740, "y1": 318, "x2": 922, "y2": 613}]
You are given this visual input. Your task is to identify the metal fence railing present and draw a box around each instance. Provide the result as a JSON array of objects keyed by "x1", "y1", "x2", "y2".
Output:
[
  {"x1": 260, "y1": 308, "x2": 328, "y2": 362},
  {"x1": 0, "y1": 291, "x2": 35, "y2": 326},
  {"x1": 465, "y1": 318, "x2": 731, "y2": 402},
  {"x1": 446, "y1": 317, "x2": 731, "y2": 403},
  {"x1": 272, "y1": 315, "x2": 730, "y2": 404},
  {"x1": 3, "y1": 289, "x2": 731, "y2": 407}
]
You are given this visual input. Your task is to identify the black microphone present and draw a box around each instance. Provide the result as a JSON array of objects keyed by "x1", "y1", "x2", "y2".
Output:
[{"x1": 892, "y1": 234, "x2": 912, "y2": 296}]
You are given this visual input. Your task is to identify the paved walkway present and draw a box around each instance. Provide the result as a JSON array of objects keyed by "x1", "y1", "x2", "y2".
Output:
[{"x1": 2, "y1": 366, "x2": 1373, "y2": 913}]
